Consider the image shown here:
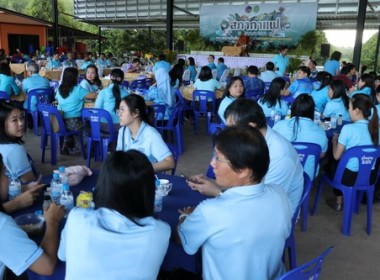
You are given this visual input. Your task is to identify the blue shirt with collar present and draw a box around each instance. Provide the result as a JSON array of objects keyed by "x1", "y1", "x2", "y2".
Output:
[
  {"x1": 46, "y1": 59, "x2": 62, "y2": 68},
  {"x1": 22, "y1": 74, "x2": 50, "y2": 111},
  {"x1": 257, "y1": 98, "x2": 289, "y2": 117},
  {"x1": 178, "y1": 183, "x2": 292, "y2": 280},
  {"x1": 96, "y1": 59, "x2": 107, "y2": 67},
  {"x1": 271, "y1": 54, "x2": 289, "y2": 76},
  {"x1": 350, "y1": 86, "x2": 372, "y2": 98},
  {"x1": 0, "y1": 74, "x2": 19, "y2": 96},
  {"x1": 58, "y1": 207, "x2": 170, "y2": 280},
  {"x1": 0, "y1": 143, "x2": 32, "y2": 180},
  {"x1": 193, "y1": 79, "x2": 221, "y2": 92},
  {"x1": 323, "y1": 97, "x2": 350, "y2": 121},
  {"x1": 323, "y1": 60, "x2": 340, "y2": 77},
  {"x1": 116, "y1": 121, "x2": 172, "y2": 163},
  {"x1": 207, "y1": 62, "x2": 217, "y2": 70},
  {"x1": 187, "y1": 65, "x2": 197, "y2": 81},
  {"x1": 79, "y1": 79, "x2": 100, "y2": 92},
  {"x1": 80, "y1": 61, "x2": 94, "y2": 70},
  {"x1": 311, "y1": 86, "x2": 329, "y2": 112},
  {"x1": 273, "y1": 117, "x2": 328, "y2": 179},
  {"x1": 62, "y1": 59, "x2": 77, "y2": 68},
  {"x1": 218, "y1": 96, "x2": 235, "y2": 123},
  {"x1": 287, "y1": 78, "x2": 314, "y2": 98},
  {"x1": 105, "y1": 59, "x2": 115, "y2": 67},
  {"x1": 216, "y1": 63, "x2": 228, "y2": 80},
  {"x1": 244, "y1": 77, "x2": 265, "y2": 92},
  {"x1": 260, "y1": 70, "x2": 279, "y2": 83},
  {"x1": 153, "y1": 61, "x2": 171, "y2": 73},
  {"x1": 56, "y1": 85, "x2": 89, "y2": 118}
]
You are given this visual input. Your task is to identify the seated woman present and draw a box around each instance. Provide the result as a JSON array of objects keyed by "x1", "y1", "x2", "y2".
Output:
[
  {"x1": 323, "y1": 79, "x2": 350, "y2": 122},
  {"x1": 116, "y1": 94, "x2": 175, "y2": 173},
  {"x1": 187, "y1": 57, "x2": 197, "y2": 82},
  {"x1": 311, "y1": 71, "x2": 332, "y2": 113},
  {"x1": 0, "y1": 153, "x2": 65, "y2": 279},
  {"x1": 327, "y1": 94, "x2": 379, "y2": 211},
  {"x1": 0, "y1": 102, "x2": 46, "y2": 213},
  {"x1": 0, "y1": 62, "x2": 19, "y2": 98},
  {"x1": 145, "y1": 68, "x2": 175, "y2": 120},
  {"x1": 273, "y1": 95, "x2": 327, "y2": 180},
  {"x1": 56, "y1": 67, "x2": 97, "y2": 155},
  {"x1": 79, "y1": 65, "x2": 102, "y2": 93},
  {"x1": 169, "y1": 64, "x2": 184, "y2": 89},
  {"x1": 58, "y1": 150, "x2": 170, "y2": 279},
  {"x1": 95, "y1": 69, "x2": 130, "y2": 132},
  {"x1": 257, "y1": 77, "x2": 288, "y2": 117},
  {"x1": 350, "y1": 73, "x2": 374, "y2": 98},
  {"x1": 193, "y1": 66, "x2": 221, "y2": 92},
  {"x1": 217, "y1": 77, "x2": 245, "y2": 124}
]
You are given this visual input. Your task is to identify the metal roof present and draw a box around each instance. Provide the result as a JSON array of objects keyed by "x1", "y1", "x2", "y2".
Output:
[{"x1": 73, "y1": 0, "x2": 380, "y2": 30}]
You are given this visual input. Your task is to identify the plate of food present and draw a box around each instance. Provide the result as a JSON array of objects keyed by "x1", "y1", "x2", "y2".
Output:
[{"x1": 15, "y1": 213, "x2": 44, "y2": 236}]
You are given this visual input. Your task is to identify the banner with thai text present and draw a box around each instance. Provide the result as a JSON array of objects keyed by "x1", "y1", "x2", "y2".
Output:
[{"x1": 200, "y1": 3, "x2": 317, "y2": 48}]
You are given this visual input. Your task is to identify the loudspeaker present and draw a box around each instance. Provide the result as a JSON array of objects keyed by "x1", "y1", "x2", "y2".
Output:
[
  {"x1": 320, "y1": 44, "x2": 330, "y2": 57},
  {"x1": 177, "y1": 40, "x2": 184, "y2": 52}
]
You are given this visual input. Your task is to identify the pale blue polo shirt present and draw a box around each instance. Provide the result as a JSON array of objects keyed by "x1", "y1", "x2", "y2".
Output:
[
  {"x1": 56, "y1": 85, "x2": 89, "y2": 118},
  {"x1": 323, "y1": 97, "x2": 350, "y2": 121},
  {"x1": 178, "y1": 183, "x2": 292, "y2": 280},
  {"x1": 153, "y1": 61, "x2": 171, "y2": 73},
  {"x1": 0, "y1": 212, "x2": 43, "y2": 278},
  {"x1": 218, "y1": 96, "x2": 235, "y2": 123},
  {"x1": 350, "y1": 87, "x2": 372, "y2": 98},
  {"x1": 0, "y1": 143, "x2": 32, "y2": 179},
  {"x1": 79, "y1": 79, "x2": 100, "y2": 92},
  {"x1": 271, "y1": 54, "x2": 289, "y2": 76},
  {"x1": 338, "y1": 120, "x2": 378, "y2": 171},
  {"x1": 116, "y1": 121, "x2": 172, "y2": 163},
  {"x1": 58, "y1": 207, "x2": 170, "y2": 280},
  {"x1": 22, "y1": 74, "x2": 50, "y2": 111},
  {"x1": 311, "y1": 86, "x2": 329, "y2": 112},
  {"x1": 94, "y1": 84, "x2": 130, "y2": 123},
  {"x1": 0, "y1": 74, "x2": 19, "y2": 96},
  {"x1": 193, "y1": 79, "x2": 221, "y2": 92},
  {"x1": 287, "y1": 78, "x2": 314, "y2": 98},
  {"x1": 207, "y1": 62, "x2": 217, "y2": 70},
  {"x1": 323, "y1": 60, "x2": 340, "y2": 77},
  {"x1": 46, "y1": 59, "x2": 62, "y2": 68},
  {"x1": 273, "y1": 117, "x2": 328, "y2": 179},
  {"x1": 257, "y1": 98, "x2": 289, "y2": 117},
  {"x1": 187, "y1": 65, "x2": 197, "y2": 81},
  {"x1": 216, "y1": 63, "x2": 228, "y2": 80}
]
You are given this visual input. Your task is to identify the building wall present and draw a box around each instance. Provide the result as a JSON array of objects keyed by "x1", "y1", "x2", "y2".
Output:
[{"x1": 0, "y1": 23, "x2": 46, "y2": 55}]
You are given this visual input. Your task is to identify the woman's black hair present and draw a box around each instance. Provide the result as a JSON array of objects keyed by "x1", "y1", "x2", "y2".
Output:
[
  {"x1": 290, "y1": 94, "x2": 315, "y2": 141},
  {"x1": 329, "y1": 79, "x2": 349, "y2": 109},
  {"x1": 316, "y1": 71, "x2": 332, "y2": 91},
  {"x1": 94, "y1": 150, "x2": 155, "y2": 225},
  {"x1": 0, "y1": 102, "x2": 24, "y2": 144},
  {"x1": 259, "y1": 77, "x2": 285, "y2": 108},
  {"x1": 169, "y1": 64, "x2": 184, "y2": 86},
  {"x1": 358, "y1": 73, "x2": 374, "y2": 90},
  {"x1": 351, "y1": 94, "x2": 378, "y2": 146},
  {"x1": 0, "y1": 62, "x2": 11, "y2": 76},
  {"x1": 199, "y1": 66, "x2": 212, "y2": 82},
  {"x1": 330, "y1": 51, "x2": 342, "y2": 61},
  {"x1": 110, "y1": 69, "x2": 124, "y2": 112},
  {"x1": 58, "y1": 67, "x2": 78, "y2": 98},
  {"x1": 223, "y1": 76, "x2": 245, "y2": 98},
  {"x1": 85, "y1": 65, "x2": 102, "y2": 88},
  {"x1": 121, "y1": 94, "x2": 154, "y2": 127},
  {"x1": 0, "y1": 153, "x2": 5, "y2": 213},
  {"x1": 188, "y1": 57, "x2": 195, "y2": 66}
]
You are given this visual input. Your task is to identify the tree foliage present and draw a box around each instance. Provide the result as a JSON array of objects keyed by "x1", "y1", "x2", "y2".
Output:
[{"x1": 361, "y1": 32, "x2": 380, "y2": 71}]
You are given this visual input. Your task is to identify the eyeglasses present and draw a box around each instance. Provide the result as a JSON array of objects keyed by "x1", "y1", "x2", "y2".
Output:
[
  {"x1": 116, "y1": 108, "x2": 129, "y2": 116},
  {"x1": 212, "y1": 152, "x2": 230, "y2": 163}
]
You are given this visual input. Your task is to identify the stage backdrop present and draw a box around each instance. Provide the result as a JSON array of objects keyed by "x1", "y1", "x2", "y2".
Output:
[{"x1": 200, "y1": 3, "x2": 317, "y2": 48}]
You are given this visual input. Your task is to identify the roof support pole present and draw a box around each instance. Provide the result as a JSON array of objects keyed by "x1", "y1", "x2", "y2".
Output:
[
  {"x1": 374, "y1": 25, "x2": 380, "y2": 72},
  {"x1": 51, "y1": 0, "x2": 58, "y2": 51},
  {"x1": 352, "y1": 0, "x2": 367, "y2": 69},
  {"x1": 148, "y1": 26, "x2": 152, "y2": 52},
  {"x1": 166, "y1": 0, "x2": 173, "y2": 50},
  {"x1": 98, "y1": 26, "x2": 102, "y2": 55}
]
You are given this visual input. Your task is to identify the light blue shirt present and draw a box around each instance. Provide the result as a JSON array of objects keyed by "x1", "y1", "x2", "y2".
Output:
[
  {"x1": 94, "y1": 84, "x2": 130, "y2": 123},
  {"x1": 79, "y1": 79, "x2": 100, "y2": 92},
  {"x1": 62, "y1": 59, "x2": 77, "y2": 68},
  {"x1": 46, "y1": 59, "x2": 62, "y2": 68},
  {"x1": 58, "y1": 207, "x2": 170, "y2": 280},
  {"x1": 0, "y1": 212, "x2": 43, "y2": 278},
  {"x1": 323, "y1": 60, "x2": 340, "y2": 77},
  {"x1": 194, "y1": 79, "x2": 221, "y2": 92},
  {"x1": 311, "y1": 86, "x2": 329, "y2": 112},
  {"x1": 80, "y1": 61, "x2": 94, "y2": 70},
  {"x1": 257, "y1": 98, "x2": 288, "y2": 117},
  {"x1": 350, "y1": 86, "x2": 372, "y2": 98},
  {"x1": 338, "y1": 120, "x2": 378, "y2": 171},
  {"x1": 216, "y1": 63, "x2": 228, "y2": 80},
  {"x1": 287, "y1": 78, "x2": 314, "y2": 98},
  {"x1": 260, "y1": 70, "x2": 278, "y2": 83},
  {"x1": 207, "y1": 62, "x2": 217, "y2": 70},
  {"x1": 218, "y1": 96, "x2": 235, "y2": 123},
  {"x1": 96, "y1": 59, "x2": 107, "y2": 67},
  {"x1": 116, "y1": 121, "x2": 172, "y2": 163},
  {"x1": 0, "y1": 74, "x2": 19, "y2": 96},
  {"x1": 153, "y1": 61, "x2": 171, "y2": 73},
  {"x1": 376, "y1": 104, "x2": 380, "y2": 124},
  {"x1": 22, "y1": 74, "x2": 50, "y2": 111},
  {"x1": 56, "y1": 85, "x2": 89, "y2": 118},
  {"x1": 0, "y1": 143, "x2": 32, "y2": 179},
  {"x1": 244, "y1": 77, "x2": 265, "y2": 92},
  {"x1": 187, "y1": 65, "x2": 197, "y2": 81},
  {"x1": 271, "y1": 54, "x2": 289, "y2": 76},
  {"x1": 105, "y1": 59, "x2": 115, "y2": 67},
  {"x1": 323, "y1": 98, "x2": 350, "y2": 121},
  {"x1": 273, "y1": 117, "x2": 328, "y2": 179},
  {"x1": 265, "y1": 126, "x2": 304, "y2": 214},
  {"x1": 178, "y1": 183, "x2": 292, "y2": 280}
]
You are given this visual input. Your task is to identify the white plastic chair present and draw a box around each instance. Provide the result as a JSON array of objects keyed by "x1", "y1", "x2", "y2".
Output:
[
  {"x1": 182, "y1": 69, "x2": 190, "y2": 81},
  {"x1": 212, "y1": 69, "x2": 218, "y2": 79},
  {"x1": 233, "y1": 68, "x2": 240, "y2": 76},
  {"x1": 219, "y1": 69, "x2": 229, "y2": 83},
  {"x1": 195, "y1": 68, "x2": 201, "y2": 81}
]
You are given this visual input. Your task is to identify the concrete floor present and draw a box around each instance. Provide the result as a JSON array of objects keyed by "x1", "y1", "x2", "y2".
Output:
[{"x1": 25, "y1": 120, "x2": 380, "y2": 279}]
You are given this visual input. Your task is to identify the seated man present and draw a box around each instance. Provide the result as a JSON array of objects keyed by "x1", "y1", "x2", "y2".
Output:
[
  {"x1": 46, "y1": 53, "x2": 62, "y2": 69},
  {"x1": 206, "y1": 54, "x2": 217, "y2": 70},
  {"x1": 125, "y1": 58, "x2": 142, "y2": 73},
  {"x1": 187, "y1": 98, "x2": 303, "y2": 214},
  {"x1": 260, "y1": 62, "x2": 279, "y2": 83},
  {"x1": 216, "y1": 57, "x2": 228, "y2": 81},
  {"x1": 63, "y1": 52, "x2": 77, "y2": 68},
  {"x1": 334, "y1": 63, "x2": 356, "y2": 93},
  {"x1": 244, "y1": 65, "x2": 264, "y2": 92},
  {"x1": 308, "y1": 59, "x2": 318, "y2": 79},
  {"x1": 96, "y1": 53, "x2": 107, "y2": 67},
  {"x1": 22, "y1": 63, "x2": 50, "y2": 112},
  {"x1": 284, "y1": 66, "x2": 314, "y2": 99},
  {"x1": 177, "y1": 126, "x2": 292, "y2": 280},
  {"x1": 106, "y1": 53, "x2": 115, "y2": 67}
]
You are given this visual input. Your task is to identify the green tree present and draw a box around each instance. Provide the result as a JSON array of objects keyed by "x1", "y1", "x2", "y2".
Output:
[{"x1": 361, "y1": 32, "x2": 380, "y2": 71}]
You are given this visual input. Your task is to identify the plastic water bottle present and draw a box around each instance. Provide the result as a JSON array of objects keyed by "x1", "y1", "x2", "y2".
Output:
[
  {"x1": 330, "y1": 115, "x2": 337, "y2": 129},
  {"x1": 337, "y1": 114, "x2": 343, "y2": 126},
  {"x1": 58, "y1": 166, "x2": 68, "y2": 185},
  {"x1": 154, "y1": 181, "x2": 163, "y2": 212},
  {"x1": 285, "y1": 108, "x2": 291, "y2": 119},
  {"x1": 274, "y1": 113, "x2": 281, "y2": 123},
  {"x1": 8, "y1": 177, "x2": 21, "y2": 200},
  {"x1": 50, "y1": 173, "x2": 62, "y2": 204},
  {"x1": 270, "y1": 110, "x2": 275, "y2": 121},
  {"x1": 60, "y1": 184, "x2": 74, "y2": 218},
  {"x1": 314, "y1": 111, "x2": 321, "y2": 124}
]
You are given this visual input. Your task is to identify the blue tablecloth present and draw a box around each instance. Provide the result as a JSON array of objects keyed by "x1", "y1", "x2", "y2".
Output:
[{"x1": 11, "y1": 171, "x2": 206, "y2": 279}]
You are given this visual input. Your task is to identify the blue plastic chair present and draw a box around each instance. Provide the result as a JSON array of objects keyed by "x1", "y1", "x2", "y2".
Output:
[
  {"x1": 245, "y1": 88, "x2": 264, "y2": 101},
  {"x1": 25, "y1": 88, "x2": 52, "y2": 136},
  {"x1": 0, "y1": 91, "x2": 10, "y2": 101},
  {"x1": 130, "y1": 79, "x2": 146, "y2": 91},
  {"x1": 166, "y1": 143, "x2": 178, "y2": 176},
  {"x1": 121, "y1": 80, "x2": 129, "y2": 90},
  {"x1": 278, "y1": 247, "x2": 333, "y2": 280},
  {"x1": 49, "y1": 81, "x2": 59, "y2": 96},
  {"x1": 38, "y1": 104, "x2": 85, "y2": 165},
  {"x1": 264, "y1": 82, "x2": 271, "y2": 93},
  {"x1": 81, "y1": 108, "x2": 116, "y2": 168},
  {"x1": 311, "y1": 145, "x2": 380, "y2": 236},
  {"x1": 145, "y1": 78, "x2": 154, "y2": 88},
  {"x1": 192, "y1": 90, "x2": 216, "y2": 134},
  {"x1": 284, "y1": 173, "x2": 312, "y2": 270},
  {"x1": 175, "y1": 89, "x2": 193, "y2": 125},
  {"x1": 151, "y1": 104, "x2": 166, "y2": 127},
  {"x1": 292, "y1": 142, "x2": 322, "y2": 232}
]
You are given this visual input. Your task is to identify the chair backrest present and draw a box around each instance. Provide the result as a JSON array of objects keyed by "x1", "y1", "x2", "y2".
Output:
[
  {"x1": 182, "y1": 69, "x2": 191, "y2": 81},
  {"x1": 81, "y1": 108, "x2": 115, "y2": 141},
  {"x1": 219, "y1": 69, "x2": 230, "y2": 83},
  {"x1": 145, "y1": 78, "x2": 154, "y2": 88},
  {"x1": 0, "y1": 91, "x2": 10, "y2": 101},
  {"x1": 192, "y1": 90, "x2": 216, "y2": 114},
  {"x1": 27, "y1": 88, "x2": 52, "y2": 110},
  {"x1": 195, "y1": 68, "x2": 201, "y2": 81},
  {"x1": 212, "y1": 69, "x2": 218, "y2": 79},
  {"x1": 334, "y1": 145, "x2": 380, "y2": 187},
  {"x1": 37, "y1": 103, "x2": 68, "y2": 135},
  {"x1": 49, "y1": 81, "x2": 59, "y2": 93},
  {"x1": 245, "y1": 88, "x2": 264, "y2": 101},
  {"x1": 151, "y1": 104, "x2": 166, "y2": 127},
  {"x1": 121, "y1": 80, "x2": 129, "y2": 89},
  {"x1": 166, "y1": 143, "x2": 178, "y2": 175},
  {"x1": 157, "y1": 102, "x2": 181, "y2": 128},
  {"x1": 278, "y1": 247, "x2": 333, "y2": 280},
  {"x1": 292, "y1": 142, "x2": 322, "y2": 179},
  {"x1": 233, "y1": 68, "x2": 240, "y2": 76},
  {"x1": 264, "y1": 82, "x2": 271, "y2": 93},
  {"x1": 130, "y1": 79, "x2": 146, "y2": 90}
]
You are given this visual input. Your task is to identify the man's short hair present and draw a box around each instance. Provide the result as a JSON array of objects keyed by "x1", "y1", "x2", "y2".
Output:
[
  {"x1": 27, "y1": 63, "x2": 39, "y2": 73},
  {"x1": 340, "y1": 63, "x2": 355, "y2": 75},
  {"x1": 132, "y1": 58, "x2": 140, "y2": 64},
  {"x1": 218, "y1": 57, "x2": 224, "y2": 63},
  {"x1": 266, "y1": 62, "x2": 275, "y2": 71},
  {"x1": 248, "y1": 66, "x2": 259, "y2": 75},
  {"x1": 209, "y1": 54, "x2": 215, "y2": 60},
  {"x1": 298, "y1": 66, "x2": 311, "y2": 77},
  {"x1": 309, "y1": 60, "x2": 316, "y2": 66}
]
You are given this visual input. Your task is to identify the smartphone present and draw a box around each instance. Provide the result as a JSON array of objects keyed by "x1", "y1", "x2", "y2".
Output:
[{"x1": 180, "y1": 173, "x2": 198, "y2": 183}]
